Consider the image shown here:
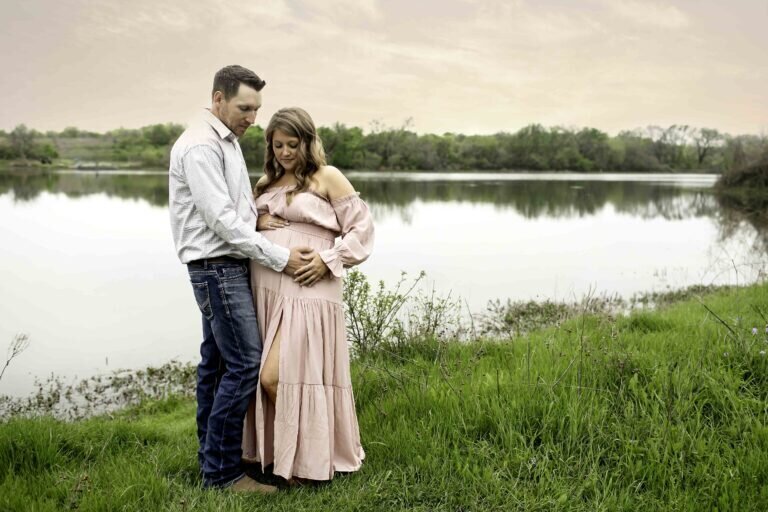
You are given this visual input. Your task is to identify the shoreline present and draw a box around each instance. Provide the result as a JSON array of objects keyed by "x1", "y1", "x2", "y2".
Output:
[
  {"x1": 0, "y1": 161, "x2": 725, "y2": 175},
  {"x1": 2, "y1": 280, "x2": 767, "y2": 509},
  {"x1": 0, "y1": 280, "x2": 758, "y2": 419}
]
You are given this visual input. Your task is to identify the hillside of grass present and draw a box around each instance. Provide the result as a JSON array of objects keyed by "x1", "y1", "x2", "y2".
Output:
[{"x1": 1, "y1": 283, "x2": 767, "y2": 511}]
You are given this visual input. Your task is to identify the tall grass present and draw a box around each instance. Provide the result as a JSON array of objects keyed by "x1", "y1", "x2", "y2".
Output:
[{"x1": 1, "y1": 282, "x2": 767, "y2": 510}]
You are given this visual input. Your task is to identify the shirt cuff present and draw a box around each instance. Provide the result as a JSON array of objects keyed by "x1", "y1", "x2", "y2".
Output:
[{"x1": 269, "y1": 245, "x2": 290, "y2": 272}]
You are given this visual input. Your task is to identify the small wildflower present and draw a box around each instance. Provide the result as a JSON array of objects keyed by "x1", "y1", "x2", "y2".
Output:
[
  {"x1": 723, "y1": 352, "x2": 729, "y2": 357},
  {"x1": 760, "y1": 350, "x2": 767, "y2": 357},
  {"x1": 753, "y1": 327, "x2": 759, "y2": 336}
]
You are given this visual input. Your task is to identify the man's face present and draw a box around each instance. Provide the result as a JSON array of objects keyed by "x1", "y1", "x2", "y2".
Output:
[{"x1": 213, "y1": 83, "x2": 262, "y2": 138}]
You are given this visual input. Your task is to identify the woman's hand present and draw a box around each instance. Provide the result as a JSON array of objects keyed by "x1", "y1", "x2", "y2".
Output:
[
  {"x1": 294, "y1": 253, "x2": 330, "y2": 286},
  {"x1": 257, "y1": 213, "x2": 290, "y2": 231}
]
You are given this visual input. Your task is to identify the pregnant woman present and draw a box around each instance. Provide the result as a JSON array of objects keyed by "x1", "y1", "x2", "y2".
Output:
[{"x1": 242, "y1": 107, "x2": 374, "y2": 482}]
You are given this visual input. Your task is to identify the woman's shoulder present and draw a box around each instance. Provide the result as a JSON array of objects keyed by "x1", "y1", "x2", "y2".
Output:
[
  {"x1": 312, "y1": 165, "x2": 345, "y2": 185},
  {"x1": 314, "y1": 166, "x2": 355, "y2": 201},
  {"x1": 255, "y1": 175, "x2": 269, "y2": 188}
]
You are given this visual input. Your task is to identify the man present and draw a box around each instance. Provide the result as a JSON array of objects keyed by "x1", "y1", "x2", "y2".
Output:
[{"x1": 169, "y1": 65, "x2": 311, "y2": 493}]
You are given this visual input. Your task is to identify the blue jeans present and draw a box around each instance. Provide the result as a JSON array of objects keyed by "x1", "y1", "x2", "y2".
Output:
[{"x1": 187, "y1": 260, "x2": 262, "y2": 488}]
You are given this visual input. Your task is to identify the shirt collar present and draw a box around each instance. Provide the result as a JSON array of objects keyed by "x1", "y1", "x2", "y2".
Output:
[{"x1": 202, "y1": 108, "x2": 237, "y2": 142}]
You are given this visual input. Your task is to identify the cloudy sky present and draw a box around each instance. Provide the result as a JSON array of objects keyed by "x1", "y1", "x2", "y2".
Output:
[{"x1": 1, "y1": 0, "x2": 766, "y2": 136}]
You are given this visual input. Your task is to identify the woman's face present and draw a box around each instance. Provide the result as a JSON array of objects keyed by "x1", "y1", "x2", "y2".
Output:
[{"x1": 272, "y1": 129, "x2": 301, "y2": 172}]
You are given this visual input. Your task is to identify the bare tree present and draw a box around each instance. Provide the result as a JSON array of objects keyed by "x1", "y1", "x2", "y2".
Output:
[
  {"x1": 692, "y1": 128, "x2": 723, "y2": 166},
  {"x1": 645, "y1": 125, "x2": 694, "y2": 168}
]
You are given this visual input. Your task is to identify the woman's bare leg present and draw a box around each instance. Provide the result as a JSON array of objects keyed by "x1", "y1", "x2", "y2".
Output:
[
  {"x1": 260, "y1": 322, "x2": 309, "y2": 485},
  {"x1": 260, "y1": 323, "x2": 282, "y2": 404}
]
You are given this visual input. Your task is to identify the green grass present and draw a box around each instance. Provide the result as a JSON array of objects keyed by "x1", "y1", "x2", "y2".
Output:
[{"x1": 2, "y1": 284, "x2": 768, "y2": 510}]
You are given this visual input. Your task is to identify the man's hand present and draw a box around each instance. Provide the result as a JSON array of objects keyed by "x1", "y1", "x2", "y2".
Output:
[
  {"x1": 257, "y1": 213, "x2": 290, "y2": 231},
  {"x1": 283, "y1": 247, "x2": 315, "y2": 277},
  {"x1": 294, "y1": 252, "x2": 330, "y2": 287}
]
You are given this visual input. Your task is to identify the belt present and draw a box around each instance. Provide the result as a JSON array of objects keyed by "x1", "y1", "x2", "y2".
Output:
[{"x1": 188, "y1": 256, "x2": 248, "y2": 266}]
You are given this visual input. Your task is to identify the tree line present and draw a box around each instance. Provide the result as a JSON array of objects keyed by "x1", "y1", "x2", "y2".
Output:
[{"x1": 1, "y1": 121, "x2": 766, "y2": 173}]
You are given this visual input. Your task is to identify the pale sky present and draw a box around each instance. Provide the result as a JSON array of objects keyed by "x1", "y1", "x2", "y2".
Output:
[{"x1": 1, "y1": 0, "x2": 766, "y2": 136}]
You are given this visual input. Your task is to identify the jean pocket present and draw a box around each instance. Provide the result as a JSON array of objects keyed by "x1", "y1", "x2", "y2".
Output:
[
  {"x1": 219, "y1": 264, "x2": 248, "y2": 281},
  {"x1": 191, "y1": 281, "x2": 214, "y2": 320}
]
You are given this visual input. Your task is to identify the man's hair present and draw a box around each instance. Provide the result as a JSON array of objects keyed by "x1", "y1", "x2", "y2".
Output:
[{"x1": 212, "y1": 65, "x2": 266, "y2": 99}]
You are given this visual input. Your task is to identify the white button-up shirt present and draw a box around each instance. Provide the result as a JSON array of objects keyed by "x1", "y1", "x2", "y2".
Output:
[{"x1": 169, "y1": 109, "x2": 289, "y2": 271}]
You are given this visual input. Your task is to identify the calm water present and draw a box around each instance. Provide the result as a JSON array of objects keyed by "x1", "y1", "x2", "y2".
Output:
[{"x1": 1, "y1": 171, "x2": 765, "y2": 396}]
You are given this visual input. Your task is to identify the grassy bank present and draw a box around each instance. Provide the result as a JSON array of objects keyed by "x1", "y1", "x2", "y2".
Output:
[
  {"x1": 717, "y1": 161, "x2": 768, "y2": 189},
  {"x1": 2, "y1": 283, "x2": 768, "y2": 510}
]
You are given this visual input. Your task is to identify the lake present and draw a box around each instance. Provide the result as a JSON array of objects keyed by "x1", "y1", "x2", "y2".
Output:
[{"x1": 0, "y1": 171, "x2": 765, "y2": 397}]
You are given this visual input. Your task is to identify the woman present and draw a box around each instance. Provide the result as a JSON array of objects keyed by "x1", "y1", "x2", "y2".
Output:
[{"x1": 242, "y1": 107, "x2": 373, "y2": 482}]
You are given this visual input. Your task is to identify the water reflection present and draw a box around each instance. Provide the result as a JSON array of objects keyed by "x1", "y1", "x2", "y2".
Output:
[
  {"x1": 716, "y1": 191, "x2": 768, "y2": 255},
  {"x1": 0, "y1": 172, "x2": 169, "y2": 206},
  {"x1": 5, "y1": 170, "x2": 760, "y2": 265},
  {"x1": 352, "y1": 178, "x2": 719, "y2": 222},
  {"x1": 0, "y1": 170, "x2": 721, "y2": 222}
]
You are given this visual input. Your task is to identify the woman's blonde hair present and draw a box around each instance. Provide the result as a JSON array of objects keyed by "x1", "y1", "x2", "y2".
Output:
[{"x1": 255, "y1": 107, "x2": 326, "y2": 203}]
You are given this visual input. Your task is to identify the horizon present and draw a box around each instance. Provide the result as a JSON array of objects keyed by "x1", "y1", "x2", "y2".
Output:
[
  {"x1": 3, "y1": 119, "x2": 766, "y2": 139},
  {"x1": 1, "y1": 1, "x2": 766, "y2": 136}
]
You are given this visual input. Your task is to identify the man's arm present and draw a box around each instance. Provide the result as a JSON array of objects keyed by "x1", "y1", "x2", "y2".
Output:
[{"x1": 183, "y1": 144, "x2": 290, "y2": 272}]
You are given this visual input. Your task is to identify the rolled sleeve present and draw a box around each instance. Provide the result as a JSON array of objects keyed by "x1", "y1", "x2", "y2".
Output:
[
  {"x1": 319, "y1": 194, "x2": 375, "y2": 278},
  {"x1": 183, "y1": 145, "x2": 289, "y2": 271}
]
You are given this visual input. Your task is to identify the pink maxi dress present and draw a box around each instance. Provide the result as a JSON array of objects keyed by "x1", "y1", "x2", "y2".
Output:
[{"x1": 242, "y1": 185, "x2": 374, "y2": 481}]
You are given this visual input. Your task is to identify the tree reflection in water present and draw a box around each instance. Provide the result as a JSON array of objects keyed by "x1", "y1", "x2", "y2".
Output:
[
  {"x1": 0, "y1": 171, "x2": 764, "y2": 253},
  {"x1": 716, "y1": 190, "x2": 768, "y2": 257}
]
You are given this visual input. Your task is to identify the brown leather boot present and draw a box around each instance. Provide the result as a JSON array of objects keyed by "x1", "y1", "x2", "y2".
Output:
[{"x1": 227, "y1": 475, "x2": 278, "y2": 494}]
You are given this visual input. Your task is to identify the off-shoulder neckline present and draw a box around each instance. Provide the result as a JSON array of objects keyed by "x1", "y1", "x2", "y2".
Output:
[{"x1": 260, "y1": 185, "x2": 360, "y2": 204}]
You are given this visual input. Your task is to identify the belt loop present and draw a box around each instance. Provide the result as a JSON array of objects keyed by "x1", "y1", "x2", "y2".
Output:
[{"x1": 203, "y1": 259, "x2": 208, "y2": 270}]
